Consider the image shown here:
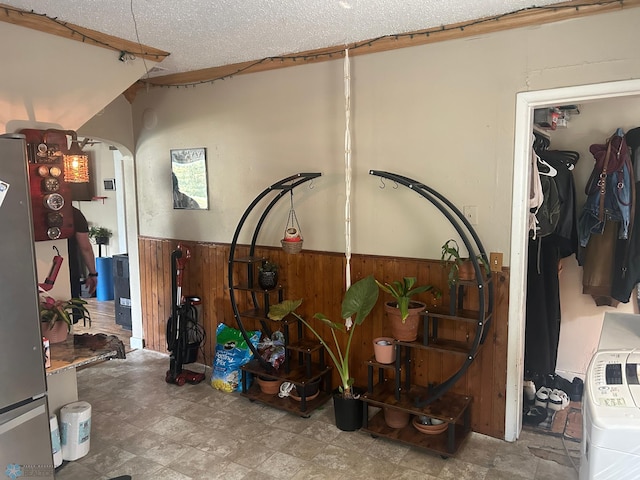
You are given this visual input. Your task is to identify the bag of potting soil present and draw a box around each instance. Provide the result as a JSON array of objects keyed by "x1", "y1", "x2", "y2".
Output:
[{"x1": 210, "y1": 323, "x2": 259, "y2": 393}]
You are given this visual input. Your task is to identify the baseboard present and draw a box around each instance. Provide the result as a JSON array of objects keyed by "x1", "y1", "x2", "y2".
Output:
[{"x1": 129, "y1": 336, "x2": 144, "y2": 350}]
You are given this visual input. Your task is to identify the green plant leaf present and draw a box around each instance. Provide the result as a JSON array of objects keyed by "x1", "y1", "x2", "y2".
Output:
[
  {"x1": 341, "y1": 275, "x2": 379, "y2": 326},
  {"x1": 267, "y1": 299, "x2": 302, "y2": 320},
  {"x1": 312, "y1": 313, "x2": 346, "y2": 332}
]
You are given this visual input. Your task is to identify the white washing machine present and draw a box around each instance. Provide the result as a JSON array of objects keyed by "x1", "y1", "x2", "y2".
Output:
[{"x1": 580, "y1": 349, "x2": 640, "y2": 479}]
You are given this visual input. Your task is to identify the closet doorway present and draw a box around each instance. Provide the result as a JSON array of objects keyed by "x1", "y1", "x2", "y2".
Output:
[{"x1": 506, "y1": 79, "x2": 640, "y2": 441}]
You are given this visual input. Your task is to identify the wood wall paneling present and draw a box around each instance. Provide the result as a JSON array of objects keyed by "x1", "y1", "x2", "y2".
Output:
[{"x1": 138, "y1": 237, "x2": 509, "y2": 439}]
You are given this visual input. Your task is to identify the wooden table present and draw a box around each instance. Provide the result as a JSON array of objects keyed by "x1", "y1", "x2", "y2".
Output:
[{"x1": 47, "y1": 335, "x2": 119, "y2": 375}]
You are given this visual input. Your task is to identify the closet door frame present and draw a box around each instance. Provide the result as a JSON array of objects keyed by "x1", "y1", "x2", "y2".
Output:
[{"x1": 507, "y1": 79, "x2": 640, "y2": 442}]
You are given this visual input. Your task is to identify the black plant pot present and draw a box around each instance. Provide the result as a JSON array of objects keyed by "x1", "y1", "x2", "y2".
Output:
[
  {"x1": 258, "y1": 271, "x2": 278, "y2": 290},
  {"x1": 332, "y1": 388, "x2": 364, "y2": 431},
  {"x1": 295, "y1": 378, "x2": 321, "y2": 398}
]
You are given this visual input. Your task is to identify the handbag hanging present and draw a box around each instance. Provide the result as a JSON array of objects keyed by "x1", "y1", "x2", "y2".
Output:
[{"x1": 584, "y1": 129, "x2": 634, "y2": 223}]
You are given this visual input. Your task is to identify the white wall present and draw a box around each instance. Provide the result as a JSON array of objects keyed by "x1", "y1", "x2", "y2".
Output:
[
  {"x1": 0, "y1": 22, "x2": 151, "y2": 133},
  {"x1": 73, "y1": 142, "x2": 120, "y2": 257},
  {"x1": 129, "y1": 9, "x2": 640, "y2": 266}
]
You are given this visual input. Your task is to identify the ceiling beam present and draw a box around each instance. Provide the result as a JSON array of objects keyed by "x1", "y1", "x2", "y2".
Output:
[
  {"x1": 141, "y1": 0, "x2": 640, "y2": 90},
  {"x1": 0, "y1": 3, "x2": 169, "y2": 62}
]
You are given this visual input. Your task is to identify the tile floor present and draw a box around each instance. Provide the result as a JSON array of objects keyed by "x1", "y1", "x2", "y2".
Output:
[{"x1": 54, "y1": 349, "x2": 580, "y2": 480}]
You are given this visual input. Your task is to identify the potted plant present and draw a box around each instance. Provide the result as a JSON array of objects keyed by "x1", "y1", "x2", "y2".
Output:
[
  {"x1": 258, "y1": 260, "x2": 278, "y2": 290},
  {"x1": 376, "y1": 277, "x2": 440, "y2": 341},
  {"x1": 441, "y1": 239, "x2": 490, "y2": 287},
  {"x1": 268, "y1": 275, "x2": 379, "y2": 431},
  {"x1": 39, "y1": 295, "x2": 91, "y2": 343},
  {"x1": 88, "y1": 226, "x2": 113, "y2": 245}
]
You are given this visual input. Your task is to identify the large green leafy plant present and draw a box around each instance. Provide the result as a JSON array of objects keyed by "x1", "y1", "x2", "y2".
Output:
[
  {"x1": 375, "y1": 276, "x2": 440, "y2": 322},
  {"x1": 268, "y1": 275, "x2": 379, "y2": 398}
]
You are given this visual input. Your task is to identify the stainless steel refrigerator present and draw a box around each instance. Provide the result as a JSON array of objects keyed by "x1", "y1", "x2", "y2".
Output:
[{"x1": 0, "y1": 134, "x2": 54, "y2": 478}]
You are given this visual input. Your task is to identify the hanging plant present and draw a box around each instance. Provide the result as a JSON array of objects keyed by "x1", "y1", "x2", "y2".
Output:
[{"x1": 281, "y1": 190, "x2": 303, "y2": 254}]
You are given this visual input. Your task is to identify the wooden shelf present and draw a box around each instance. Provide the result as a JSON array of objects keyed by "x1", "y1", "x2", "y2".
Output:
[
  {"x1": 425, "y1": 307, "x2": 492, "y2": 324},
  {"x1": 233, "y1": 283, "x2": 283, "y2": 293},
  {"x1": 287, "y1": 338, "x2": 323, "y2": 354},
  {"x1": 362, "y1": 410, "x2": 470, "y2": 457},
  {"x1": 396, "y1": 337, "x2": 480, "y2": 356},
  {"x1": 240, "y1": 382, "x2": 331, "y2": 416},
  {"x1": 241, "y1": 358, "x2": 331, "y2": 384},
  {"x1": 232, "y1": 256, "x2": 265, "y2": 264},
  {"x1": 362, "y1": 382, "x2": 471, "y2": 422},
  {"x1": 361, "y1": 371, "x2": 472, "y2": 457}
]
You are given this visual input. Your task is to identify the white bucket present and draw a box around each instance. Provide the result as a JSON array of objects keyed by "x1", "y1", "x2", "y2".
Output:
[
  {"x1": 60, "y1": 401, "x2": 92, "y2": 461},
  {"x1": 49, "y1": 414, "x2": 62, "y2": 468}
]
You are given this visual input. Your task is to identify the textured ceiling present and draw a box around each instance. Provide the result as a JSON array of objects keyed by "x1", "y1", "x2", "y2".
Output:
[{"x1": 2, "y1": 0, "x2": 565, "y2": 77}]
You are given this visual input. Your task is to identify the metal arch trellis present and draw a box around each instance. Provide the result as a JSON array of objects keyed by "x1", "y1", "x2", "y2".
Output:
[
  {"x1": 228, "y1": 172, "x2": 322, "y2": 371},
  {"x1": 369, "y1": 170, "x2": 494, "y2": 408}
]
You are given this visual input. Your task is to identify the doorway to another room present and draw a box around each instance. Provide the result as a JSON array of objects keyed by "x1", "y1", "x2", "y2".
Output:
[{"x1": 507, "y1": 79, "x2": 640, "y2": 442}]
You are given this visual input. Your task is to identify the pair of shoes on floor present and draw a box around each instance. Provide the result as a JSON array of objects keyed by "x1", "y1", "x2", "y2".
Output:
[
  {"x1": 535, "y1": 386, "x2": 569, "y2": 411},
  {"x1": 523, "y1": 404, "x2": 548, "y2": 426}
]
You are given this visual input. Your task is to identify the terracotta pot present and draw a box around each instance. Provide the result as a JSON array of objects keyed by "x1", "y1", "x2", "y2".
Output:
[
  {"x1": 256, "y1": 376, "x2": 283, "y2": 395},
  {"x1": 373, "y1": 337, "x2": 395, "y2": 364},
  {"x1": 383, "y1": 407, "x2": 410, "y2": 429},
  {"x1": 458, "y1": 259, "x2": 475, "y2": 281},
  {"x1": 385, "y1": 301, "x2": 426, "y2": 342},
  {"x1": 41, "y1": 321, "x2": 69, "y2": 344}
]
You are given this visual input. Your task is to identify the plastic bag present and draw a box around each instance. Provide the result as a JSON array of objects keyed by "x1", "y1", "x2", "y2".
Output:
[
  {"x1": 210, "y1": 323, "x2": 259, "y2": 392},
  {"x1": 258, "y1": 331, "x2": 285, "y2": 370}
]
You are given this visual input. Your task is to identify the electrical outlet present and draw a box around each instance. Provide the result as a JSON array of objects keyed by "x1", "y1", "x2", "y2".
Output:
[{"x1": 489, "y1": 252, "x2": 503, "y2": 272}]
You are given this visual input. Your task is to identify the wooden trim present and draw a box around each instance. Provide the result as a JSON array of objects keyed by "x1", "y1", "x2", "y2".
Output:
[
  {"x1": 143, "y1": 0, "x2": 640, "y2": 88},
  {"x1": 0, "y1": 3, "x2": 169, "y2": 61}
]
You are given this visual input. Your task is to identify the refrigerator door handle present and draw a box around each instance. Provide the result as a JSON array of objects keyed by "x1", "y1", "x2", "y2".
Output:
[{"x1": 0, "y1": 403, "x2": 46, "y2": 436}]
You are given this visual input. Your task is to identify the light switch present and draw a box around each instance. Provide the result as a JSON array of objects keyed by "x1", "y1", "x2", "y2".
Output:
[{"x1": 489, "y1": 252, "x2": 503, "y2": 272}]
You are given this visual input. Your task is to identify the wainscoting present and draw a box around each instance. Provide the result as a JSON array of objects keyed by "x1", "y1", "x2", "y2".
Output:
[{"x1": 139, "y1": 237, "x2": 510, "y2": 439}]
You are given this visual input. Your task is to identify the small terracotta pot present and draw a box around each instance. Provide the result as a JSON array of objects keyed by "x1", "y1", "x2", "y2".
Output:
[
  {"x1": 373, "y1": 337, "x2": 395, "y2": 364},
  {"x1": 383, "y1": 407, "x2": 410, "y2": 429},
  {"x1": 256, "y1": 376, "x2": 283, "y2": 395}
]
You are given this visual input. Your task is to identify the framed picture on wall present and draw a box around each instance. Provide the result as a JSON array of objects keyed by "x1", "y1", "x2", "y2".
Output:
[{"x1": 170, "y1": 147, "x2": 208, "y2": 210}]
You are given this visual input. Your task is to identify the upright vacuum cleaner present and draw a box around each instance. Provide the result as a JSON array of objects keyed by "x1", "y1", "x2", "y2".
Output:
[{"x1": 165, "y1": 243, "x2": 206, "y2": 386}]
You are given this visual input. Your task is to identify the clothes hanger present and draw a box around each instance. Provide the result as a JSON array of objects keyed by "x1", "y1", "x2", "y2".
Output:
[
  {"x1": 536, "y1": 151, "x2": 557, "y2": 177},
  {"x1": 539, "y1": 149, "x2": 579, "y2": 171},
  {"x1": 532, "y1": 129, "x2": 551, "y2": 153}
]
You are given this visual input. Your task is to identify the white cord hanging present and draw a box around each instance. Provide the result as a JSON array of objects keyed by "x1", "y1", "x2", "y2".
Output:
[
  {"x1": 281, "y1": 189, "x2": 303, "y2": 254},
  {"x1": 344, "y1": 47, "x2": 353, "y2": 329}
]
